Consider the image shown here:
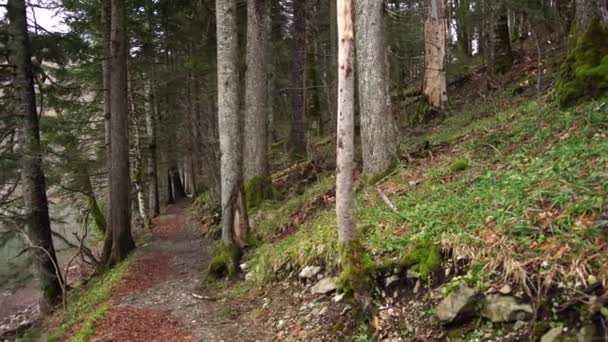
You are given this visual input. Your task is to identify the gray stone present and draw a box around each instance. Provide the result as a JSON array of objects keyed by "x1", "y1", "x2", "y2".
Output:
[
  {"x1": 434, "y1": 283, "x2": 479, "y2": 323},
  {"x1": 385, "y1": 275, "x2": 399, "y2": 287},
  {"x1": 576, "y1": 324, "x2": 597, "y2": 342},
  {"x1": 299, "y1": 266, "x2": 322, "y2": 279},
  {"x1": 311, "y1": 277, "x2": 338, "y2": 294},
  {"x1": 406, "y1": 269, "x2": 420, "y2": 279},
  {"x1": 332, "y1": 293, "x2": 345, "y2": 302},
  {"x1": 541, "y1": 325, "x2": 563, "y2": 342},
  {"x1": 481, "y1": 294, "x2": 533, "y2": 323},
  {"x1": 498, "y1": 284, "x2": 512, "y2": 295}
]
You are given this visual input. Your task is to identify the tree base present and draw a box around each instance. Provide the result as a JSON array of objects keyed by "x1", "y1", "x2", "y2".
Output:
[
  {"x1": 207, "y1": 242, "x2": 242, "y2": 279},
  {"x1": 336, "y1": 241, "x2": 375, "y2": 296},
  {"x1": 244, "y1": 176, "x2": 281, "y2": 209}
]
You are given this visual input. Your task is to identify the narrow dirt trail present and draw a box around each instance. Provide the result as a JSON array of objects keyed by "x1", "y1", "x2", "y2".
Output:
[{"x1": 89, "y1": 201, "x2": 268, "y2": 342}]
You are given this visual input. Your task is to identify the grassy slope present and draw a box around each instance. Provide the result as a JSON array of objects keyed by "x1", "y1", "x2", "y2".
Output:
[
  {"x1": 247, "y1": 94, "x2": 608, "y2": 294},
  {"x1": 17, "y1": 258, "x2": 133, "y2": 342}
]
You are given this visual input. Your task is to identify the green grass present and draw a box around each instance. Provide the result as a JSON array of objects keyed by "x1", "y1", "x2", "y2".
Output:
[
  {"x1": 246, "y1": 96, "x2": 608, "y2": 291},
  {"x1": 19, "y1": 258, "x2": 133, "y2": 341}
]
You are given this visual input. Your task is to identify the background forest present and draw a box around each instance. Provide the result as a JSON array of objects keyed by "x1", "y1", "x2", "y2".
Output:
[{"x1": 1, "y1": 0, "x2": 608, "y2": 340}]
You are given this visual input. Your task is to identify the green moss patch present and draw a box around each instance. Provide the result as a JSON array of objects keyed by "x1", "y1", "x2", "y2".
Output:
[
  {"x1": 399, "y1": 240, "x2": 442, "y2": 279},
  {"x1": 207, "y1": 242, "x2": 242, "y2": 279},
  {"x1": 245, "y1": 176, "x2": 280, "y2": 209},
  {"x1": 557, "y1": 19, "x2": 608, "y2": 107},
  {"x1": 336, "y1": 241, "x2": 375, "y2": 295}
]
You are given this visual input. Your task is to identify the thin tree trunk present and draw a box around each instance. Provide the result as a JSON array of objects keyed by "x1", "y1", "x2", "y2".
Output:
[
  {"x1": 167, "y1": 170, "x2": 174, "y2": 204},
  {"x1": 493, "y1": 1, "x2": 513, "y2": 73},
  {"x1": 8, "y1": 0, "x2": 63, "y2": 307},
  {"x1": 355, "y1": 0, "x2": 398, "y2": 177},
  {"x1": 288, "y1": 0, "x2": 308, "y2": 158},
  {"x1": 101, "y1": 0, "x2": 112, "y2": 222},
  {"x1": 105, "y1": 0, "x2": 135, "y2": 266},
  {"x1": 217, "y1": 0, "x2": 248, "y2": 254},
  {"x1": 170, "y1": 165, "x2": 186, "y2": 199},
  {"x1": 80, "y1": 168, "x2": 107, "y2": 233},
  {"x1": 144, "y1": 0, "x2": 160, "y2": 217},
  {"x1": 336, "y1": 0, "x2": 360, "y2": 282},
  {"x1": 423, "y1": 0, "x2": 448, "y2": 110},
  {"x1": 244, "y1": 0, "x2": 271, "y2": 184}
]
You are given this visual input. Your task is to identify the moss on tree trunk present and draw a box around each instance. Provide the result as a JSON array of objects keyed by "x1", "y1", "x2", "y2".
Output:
[
  {"x1": 557, "y1": 19, "x2": 608, "y2": 107},
  {"x1": 336, "y1": 241, "x2": 375, "y2": 295},
  {"x1": 244, "y1": 175, "x2": 279, "y2": 209}
]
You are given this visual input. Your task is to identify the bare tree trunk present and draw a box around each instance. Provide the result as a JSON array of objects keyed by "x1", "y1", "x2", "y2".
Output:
[
  {"x1": 355, "y1": 0, "x2": 398, "y2": 177},
  {"x1": 423, "y1": 0, "x2": 448, "y2": 110},
  {"x1": 288, "y1": 0, "x2": 308, "y2": 158},
  {"x1": 105, "y1": 0, "x2": 135, "y2": 266},
  {"x1": 132, "y1": 114, "x2": 150, "y2": 229},
  {"x1": 493, "y1": 1, "x2": 513, "y2": 73},
  {"x1": 80, "y1": 167, "x2": 107, "y2": 233},
  {"x1": 336, "y1": 0, "x2": 363, "y2": 293},
  {"x1": 144, "y1": 0, "x2": 159, "y2": 217},
  {"x1": 217, "y1": 0, "x2": 249, "y2": 257},
  {"x1": 244, "y1": 0, "x2": 271, "y2": 186},
  {"x1": 575, "y1": 0, "x2": 608, "y2": 34},
  {"x1": 8, "y1": 0, "x2": 63, "y2": 307},
  {"x1": 170, "y1": 165, "x2": 186, "y2": 199}
]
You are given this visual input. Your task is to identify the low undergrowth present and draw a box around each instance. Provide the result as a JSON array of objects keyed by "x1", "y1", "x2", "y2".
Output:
[
  {"x1": 17, "y1": 258, "x2": 133, "y2": 341},
  {"x1": 246, "y1": 95, "x2": 608, "y2": 296}
]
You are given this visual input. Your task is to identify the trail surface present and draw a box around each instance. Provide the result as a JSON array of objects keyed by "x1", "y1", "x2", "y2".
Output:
[{"x1": 90, "y1": 201, "x2": 268, "y2": 342}]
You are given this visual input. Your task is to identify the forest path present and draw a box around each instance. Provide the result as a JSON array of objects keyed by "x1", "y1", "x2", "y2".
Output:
[{"x1": 89, "y1": 200, "x2": 266, "y2": 342}]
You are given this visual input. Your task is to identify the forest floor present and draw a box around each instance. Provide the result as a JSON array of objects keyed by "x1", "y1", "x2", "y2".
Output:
[{"x1": 65, "y1": 200, "x2": 272, "y2": 342}]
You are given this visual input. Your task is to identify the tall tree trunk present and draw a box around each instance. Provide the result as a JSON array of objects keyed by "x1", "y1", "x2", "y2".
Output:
[
  {"x1": 217, "y1": 0, "x2": 249, "y2": 257},
  {"x1": 101, "y1": 0, "x2": 112, "y2": 223},
  {"x1": 244, "y1": 0, "x2": 272, "y2": 193},
  {"x1": 132, "y1": 114, "x2": 150, "y2": 229},
  {"x1": 575, "y1": 0, "x2": 608, "y2": 34},
  {"x1": 166, "y1": 170, "x2": 175, "y2": 204},
  {"x1": 288, "y1": 0, "x2": 307, "y2": 158},
  {"x1": 336, "y1": 0, "x2": 363, "y2": 294},
  {"x1": 105, "y1": 0, "x2": 135, "y2": 266},
  {"x1": 423, "y1": 0, "x2": 448, "y2": 110},
  {"x1": 170, "y1": 165, "x2": 186, "y2": 199},
  {"x1": 144, "y1": 0, "x2": 160, "y2": 217},
  {"x1": 493, "y1": 1, "x2": 513, "y2": 74},
  {"x1": 8, "y1": 0, "x2": 63, "y2": 307},
  {"x1": 355, "y1": 0, "x2": 398, "y2": 177}
]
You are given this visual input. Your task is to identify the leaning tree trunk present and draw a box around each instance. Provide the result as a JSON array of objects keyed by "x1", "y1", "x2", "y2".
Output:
[
  {"x1": 216, "y1": 0, "x2": 249, "y2": 267},
  {"x1": 244, "y1": 0, "x2": 273, "y2": 206},
  {"x1": 423, "y1": 0, "x2": 448, "y2": 111},
  {"x1": 355, "y1": 0, "x2": 398, "y2": 178},
  {"x1": 105, "y1": 0, "x2": 135, "y2": 267},
  {"x1": 8, "y1": 0, "x2": 64, "y2": 307},
  {"x1": 288, "y1": 0, "x2": 307, "y2": 158},
  {"x1": 336, "y1": 0, "x2": 366, "y2": 295}
]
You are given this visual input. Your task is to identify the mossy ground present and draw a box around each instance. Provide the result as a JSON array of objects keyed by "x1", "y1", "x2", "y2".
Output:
[
  {"x1": 244, "y1": 175, "x2": 280, "y2": 209},
  {"x1": 336, "y1": 241, "x2": 375, "y2": 295}
]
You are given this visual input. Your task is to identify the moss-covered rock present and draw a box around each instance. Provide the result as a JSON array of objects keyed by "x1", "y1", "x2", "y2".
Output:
[
  {"x1": 207, "y1": 242, "x2": 242, "y2": 279},
  {"x1": 245, "y1": 176, "x2": 280, "y2": 209},
  {"x1": 449, "y1": 158, "x2": 470, "y2": 172},
  {"x1": 336, "y1": 241, "x2": 375, "y2": 295},
  {"x1": 399, "y1": 239, "x2": 442, "y2": 279},
  {"x1": 557, "y1": 19, "x2": 608, "y2": 107}
]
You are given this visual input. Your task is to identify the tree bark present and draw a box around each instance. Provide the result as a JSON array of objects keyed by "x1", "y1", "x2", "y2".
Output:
[
  {"x1": 8, "y1": 0, "x2": 63, "y2": 307},
  {"x1": 105, "y1": 0, "x2": 135, "y2": 266},
  {"x1": 423, "y1": 0, "x2": 448, "y2": 110},
  {"x1": 492, "y1": 1, "x2": 513, "y2": 74},
  {"x1": 244, "y1": 0, "x2": 271, "y2": 182},
  {"x1": 336, "y1": 0, "x2": 357, "y2": 248},
  {"x1": 217, "y1": 0, "x2": 249, "y2": 250},
  {"x1": 288, "y1": 0, "x2": 308, "y2": 158},
  {"x1": 144, "y1": 0, "x2": 160, "y2": 217},
  {"x1": 575, "y1": 0, "x2": 608, "y2": 34},
  {"x1": 170, "y1": 165, "x2": 186, "y2": 199},
  {"x1": 355, "y1": 0, "x2": 398, "y2": 177},
  {"x1": 101, "y1": 0, "x2": 112, "y2": 221}
]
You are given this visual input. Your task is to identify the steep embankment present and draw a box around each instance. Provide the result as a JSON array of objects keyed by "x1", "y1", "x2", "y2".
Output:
[{"x1": 216, "y1": 94, "x2": 608, "y2": 340}]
